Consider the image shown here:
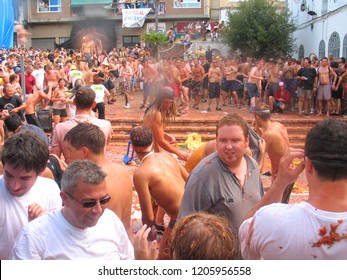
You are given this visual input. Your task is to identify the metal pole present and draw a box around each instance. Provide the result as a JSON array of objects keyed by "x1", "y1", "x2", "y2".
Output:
[
  {"x1": 155, "y1": 0, "x2": 159, "y2": 32},
  {"x1": 20, "y1": 55, "x2": 26, "y2": 101}
]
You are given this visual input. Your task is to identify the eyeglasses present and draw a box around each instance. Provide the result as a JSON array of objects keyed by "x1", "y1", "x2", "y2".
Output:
[{"x1": 65, "y1": 192, "x2": 111, "y2": 208}]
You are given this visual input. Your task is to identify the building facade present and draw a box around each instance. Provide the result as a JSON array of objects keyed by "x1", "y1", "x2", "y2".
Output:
[
  {"x1": 287, "y1": 0, "x2": 347, "y2": 60},
  {"x1": 23, "y1": 0, "x2": 211, "y2": 50}
]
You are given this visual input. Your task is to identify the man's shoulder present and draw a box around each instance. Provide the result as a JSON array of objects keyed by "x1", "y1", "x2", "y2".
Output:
[
  {"x1": 88, "y1": 117, "x2": 112, "y2": 128},
  {"x1": 33, "y1": 176, "x2": 61, "y2": 193},
  {"x1": 54, "y1": 120, "x2": 78, "y2": 134},
  {"x1": 191, "y1": 152, "x2": 219, "y2": 174},
  {"x1": 254, "y1": 202, "x2": 302, "y2": 222}
]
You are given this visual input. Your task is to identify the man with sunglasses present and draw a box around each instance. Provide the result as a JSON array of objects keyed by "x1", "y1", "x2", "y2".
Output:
[
  {"x1": 63, "y1": 123, "x2": 133, "y2": 241},
  {"x1": 11, "y1": 160, "x2": 135, "y2": 260},
  {"x1": 0, "y1": 132, "x2": 62, "y2": 259}
]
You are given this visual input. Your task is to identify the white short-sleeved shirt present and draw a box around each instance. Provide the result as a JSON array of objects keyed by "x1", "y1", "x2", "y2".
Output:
[
  {"x1": 239, "y1": 202, "x2": 347, "y2": 260},
  {"x1": 90, "y1": 84, "x2": 106, "y2": 103},
  {"x1": 0, "y1": 176, "x2": 62, "y2": 259},
  {"x1": 11, "y1": 209, "x2": 134, "y2": 260}
]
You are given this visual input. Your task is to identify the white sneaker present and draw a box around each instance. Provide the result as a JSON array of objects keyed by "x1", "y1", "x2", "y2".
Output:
[
  {"x1": 124, "y1": 104, "x2": 131, "y2": 109},
  {"x1": 310, "y1": 109, "x2": 314, "y2": 114}
]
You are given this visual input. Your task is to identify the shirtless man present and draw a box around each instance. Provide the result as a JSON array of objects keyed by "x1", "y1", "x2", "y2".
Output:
[
  {"x1": 130, "y1": 126, "x2": 188, "y2": 259},
  {"x1": 316, "y1": 57, "x2": 337, "y2": 117},
  {"x1": 25, "y1": 83, "x2": 52, "y2": 129},
  {"x1": 282, "y1": 60, "x2": 297, "y2": 112},
  {"x1": 140, "y1": 58, "x2": 160, "y2": 109},
  {"x1": 222, "y1": 58, "x2": 240, "y2": 108},
  {"x1": 239, "y1": 58, "x2": 250, "y2": 105},
  {"x1": 265, "y1": 59, "x2": 281, "y2": 105},
  {"x1": 252, "y1": 102, "x2": 290, "y2": 180},
  {"x1": 190, "y1": 58, "x2": 205, "y2": 110},
  {"x1": 206, "y1": 59, "x2": 222, "y2": 111},
  {"x1": 143, "y1": 86, "x2": 189, "y2": 161},
  {"x1": 43, "y1": 64, "x2": 61, "y2": 90},
  {"x1": 247, "y1": 60, "x2": 264, "y2": 112},
  {"x1": 81, "y1": 35, "x2": 95, "y2": 64},
  {"x1": 177, "y1": 59, "x2": 190, "y2": 113},
  {"x1": 63, "y1": 123, "x2": 133, "y2": 240},
  {"x1": 119, "y1": 59, "x2": 133, "y2": 108},
  {"x1": 129, "y1": 56, "x2": 139, "y2": 100},
  {"x1": 165, "y1": 59, "x2": 182, "y2": 116}
]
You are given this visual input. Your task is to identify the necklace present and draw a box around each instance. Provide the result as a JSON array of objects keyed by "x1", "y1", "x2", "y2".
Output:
[{"x1": 141, "y1": 151, "x2": 154, "y2": 164}]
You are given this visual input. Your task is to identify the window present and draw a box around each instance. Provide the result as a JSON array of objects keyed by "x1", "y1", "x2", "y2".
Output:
[
  {"x1": 328, "y1": 32, "x2": 340, "y2": 60},
  {"x1": 343, "y1": 34, "x2": 347, "y2": 58},
  {"x1": 37, "y1": 0, "x2": 61, "y2": 12},
  {"x1": 123, "y1": 36, "x2": 140, "y2": 48},
  {"x1": 298, "y1": 44, "x2": 305, "y2": 59},
  {"x1": 31, "y1": 38, "x2": 55, "y2": 50},
  {"x1": 318, "y1": 40, "x2": 325, "y2": 60},
  {"x1": 321, "y1": 0, "x2": 328, "y2": 14}
]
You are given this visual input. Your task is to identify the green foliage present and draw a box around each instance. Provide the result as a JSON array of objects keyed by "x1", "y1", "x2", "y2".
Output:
[
  {"x1": 141, "y1": 32, "x2": 168, "y2": 46},
  {"x1": 141, "y1": 32, "x2": 169, "y2": 58},
  {"x1": 222, "y1": 0, "x2": 296, "y2": 59}
]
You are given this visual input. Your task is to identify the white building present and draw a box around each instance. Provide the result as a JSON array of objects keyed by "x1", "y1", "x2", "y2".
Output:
[{"x1": 288, "y1": 0, "x2": 347, "y2": 60}]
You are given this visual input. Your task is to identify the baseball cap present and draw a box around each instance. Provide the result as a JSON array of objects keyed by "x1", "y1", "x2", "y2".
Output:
[
  {"x1": 159, "y1": 86, "x2": 174, "y2": 99},
  {"x1": 70, "y1": 65, "x2": 77, "y2": 70},
  {"x1": 279, "y1": 81, "x2": 284, "y2": 87}
]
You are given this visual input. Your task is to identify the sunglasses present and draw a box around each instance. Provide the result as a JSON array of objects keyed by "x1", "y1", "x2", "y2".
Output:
[{"x1": 65, "y1": 192, "x2": 111, "y2": 208}]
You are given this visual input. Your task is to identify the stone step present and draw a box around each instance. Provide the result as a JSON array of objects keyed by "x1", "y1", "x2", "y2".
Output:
[
  {"x1": 111, "y1": 124, "x2": 311, "y2": 134},
  {"x1": 107, "y1": 116, "x2": 325, "y2": 150},
  {"x1": 111, "y1": 132, "x2": 306, "y2": 147}
]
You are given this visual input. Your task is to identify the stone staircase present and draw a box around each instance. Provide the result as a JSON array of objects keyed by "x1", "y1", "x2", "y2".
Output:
[
  {"x1": 158, "y1": 43, "x2": 187, "y2": 59},
  {"x1": 108, "y1": 116, "x2": 322, "y2": 149}
]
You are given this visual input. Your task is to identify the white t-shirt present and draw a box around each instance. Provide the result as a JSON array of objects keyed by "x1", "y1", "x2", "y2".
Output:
[
  {"x1": 0, "y1": 176, "x2": 62, "y2": 259},
  {"x1": 239, "y1": 201, "x2": 347, "y2": 260},
  {"x1": 32, "y1": 68, "x2": 45, "y2": 90},
  {"x1": 90, "y1": 84, "x2": 106, "y2": 103},
  {"x1": 11, "y1": 209, "x2": 134, "y2": 260},
  {"x1": 68, "y1": 70, "x2": 83, "y2": 87}
]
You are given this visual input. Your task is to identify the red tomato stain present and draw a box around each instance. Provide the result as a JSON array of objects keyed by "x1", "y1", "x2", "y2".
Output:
[{"x1": 312, "y1": 220, "x2": 347, "y2": 248}]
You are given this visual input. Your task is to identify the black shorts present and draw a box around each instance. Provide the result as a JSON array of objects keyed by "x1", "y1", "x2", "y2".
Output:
[
  {"x1": 208, "y1": 82, "x2": 221, "y2": 99},
  {"x1": 53, "y1": 108, "x2": 67, "y2": 117}
]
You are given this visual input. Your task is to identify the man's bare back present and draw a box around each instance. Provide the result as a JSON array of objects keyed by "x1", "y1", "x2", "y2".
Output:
[
  {"x1": 133, "y1": 152, "x2": 188, "y2": 223},
  {"x1": 102, "y1": 162, "x2": 133, "y2": 238}
]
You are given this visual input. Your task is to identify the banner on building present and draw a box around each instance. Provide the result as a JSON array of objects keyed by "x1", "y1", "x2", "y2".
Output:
[
  {"x1": 122, "y1": 8, "x2": 151, "y2": 28},
  {"x1": 146, "y1": 22, "x2": 166, "y2": 33},
  {"x1": 173, "y1": 0, "x2": 201, "y2": 9}
]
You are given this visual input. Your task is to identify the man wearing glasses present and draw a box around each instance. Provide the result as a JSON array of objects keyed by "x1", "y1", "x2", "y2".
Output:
[{"x1": 11, "y1": 160, "x2": 135, "y2": 260}]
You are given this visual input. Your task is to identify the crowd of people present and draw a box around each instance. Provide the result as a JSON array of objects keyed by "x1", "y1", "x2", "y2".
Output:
[{"x1": 0, "y1": 42, "x2": 347, "y2": 260}]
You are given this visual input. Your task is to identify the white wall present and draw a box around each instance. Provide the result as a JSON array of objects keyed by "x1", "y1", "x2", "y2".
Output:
[{"x1": 288, "y1": 0, "x2": 347, "y2": 58}]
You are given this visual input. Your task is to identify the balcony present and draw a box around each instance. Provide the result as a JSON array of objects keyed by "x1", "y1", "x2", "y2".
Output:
[{"x1": 71, "y1": 0, "x2": 167, "y2": 17}]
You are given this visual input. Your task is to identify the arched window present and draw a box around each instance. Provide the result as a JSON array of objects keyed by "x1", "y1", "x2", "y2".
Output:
[
  {"x1": 318, "y1": 40, "x2": 325, "y2": 59},
  {"x1": 299, "y1": 44, "x2": 305, "y2": 59},
  {"x1": 343, "y1": 34, "x2": 347, "y2": 58},
  {"x1": 328, "y1": 32, "x2": 340, "y2": 60}
]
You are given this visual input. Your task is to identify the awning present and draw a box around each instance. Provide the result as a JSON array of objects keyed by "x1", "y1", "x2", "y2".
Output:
[{"x1": 70, "y1": 0, "x2": 112, "y2": 6}]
